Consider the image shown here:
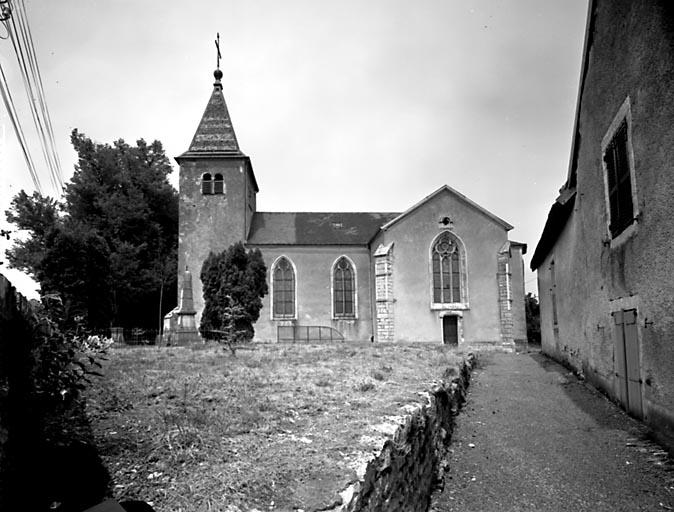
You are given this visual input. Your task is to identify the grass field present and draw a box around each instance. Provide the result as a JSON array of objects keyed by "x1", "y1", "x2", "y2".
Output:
[{"x1": 85, "y1": 342, "x2": 465, "y2": 512}]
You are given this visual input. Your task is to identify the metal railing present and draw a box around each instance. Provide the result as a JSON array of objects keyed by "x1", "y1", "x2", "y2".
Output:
[{"x1": 277, "y1": 325, "x2": 344, "y2": 343}]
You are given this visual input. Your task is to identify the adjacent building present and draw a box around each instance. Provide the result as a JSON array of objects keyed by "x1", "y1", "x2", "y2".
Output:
[{"x1": 531, "y1": 0, "x2": 674, "y2": 447}]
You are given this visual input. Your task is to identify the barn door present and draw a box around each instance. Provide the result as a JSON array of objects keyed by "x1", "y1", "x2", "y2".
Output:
[
  {"x1": 442, "y1": 316, "x2": 458, "y2": 346},
  {"x1": 613, "y1": 309, "x2": 643, "y2": 418}
]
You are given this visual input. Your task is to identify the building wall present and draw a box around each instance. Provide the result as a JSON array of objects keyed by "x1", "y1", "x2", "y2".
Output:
[
  {"x1": 537, "y1": 0, "x2": 674, "y2": 444},
  {"x1": 178, "y1": 157, "x2": 254, "y2": 324},
  {"x1": 371, "y1": 190, "x2": 509, "y2": 344},
  {"x1": 510, "y1": 246, "x2": 527, "y2": 343},
  {"x1": 250, "y1": 245, "x2": 373, "y2": 342}
]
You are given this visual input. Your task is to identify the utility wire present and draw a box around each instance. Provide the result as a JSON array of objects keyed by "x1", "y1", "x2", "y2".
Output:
[
  {"x1": 7, "y1": 7, "x2": 60, "y2": 192},
  {"x1": 0, "y1": 59, "x2": 42, "y2": 192},
  {"x1": 1, "y1": 0, "x2": 63, "y2": 196},
  {"x1": 15, "y1": 0, "x2": 62, "y2": 187}
]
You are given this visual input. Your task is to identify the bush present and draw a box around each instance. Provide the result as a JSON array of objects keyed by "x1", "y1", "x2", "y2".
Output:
[
  {"x1": 525, "y1": 293, "x2": 541, "y2": 344},
  {"x1": 0, "y1": 290, "x2": 112, "y2": 510},
  {"x1": 200, "y1": 243, "x2": 268, "y2": 352}
]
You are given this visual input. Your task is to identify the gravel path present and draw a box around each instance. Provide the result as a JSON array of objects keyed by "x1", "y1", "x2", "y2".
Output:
[{"x1": 431, "y1": 350, "x2": 674, "y2": 512}]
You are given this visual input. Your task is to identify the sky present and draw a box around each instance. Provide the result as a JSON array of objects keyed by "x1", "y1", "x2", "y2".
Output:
[{"x1": 0, "y1": 0, "x2": 589, "y2": 299}]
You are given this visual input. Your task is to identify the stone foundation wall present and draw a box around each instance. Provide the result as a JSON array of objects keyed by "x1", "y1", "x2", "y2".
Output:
[{"x1": 335, "y1": 355, "x2": 475, "y2": 512}]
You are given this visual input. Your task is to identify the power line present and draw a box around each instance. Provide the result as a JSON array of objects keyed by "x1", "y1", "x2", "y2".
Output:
[
  {"x1": 1, "y1": 0, "x2": 63, "y2": 196},
  {"x1": 15, "y1": 0, "x2": 62, "y2": 186},
  {"x1": 0, "y1": 59, "x2": 42, "y2": 192},
  {"x1": 7, "y1": 1, "x2": 61, "y2": 192}
]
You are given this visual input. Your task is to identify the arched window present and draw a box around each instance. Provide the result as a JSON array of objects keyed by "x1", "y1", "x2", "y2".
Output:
[
  {"x1": 333, "y1": 256, "x2": 355, "y2": 318},
  {"x1": 273, "y1": 257, "x2": 295, "y2": 319},
  {"x1": 202, "y1": 173, "x2": 213, "y2": 195},
  {"x1": 432, "y1": 232, "x2": 462, "y2": 304},
  {"x1": 213, "y1": 173, "x2": 224, "y2": 194}
]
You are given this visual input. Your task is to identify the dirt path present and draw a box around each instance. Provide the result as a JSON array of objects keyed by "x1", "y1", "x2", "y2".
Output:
[{"x1": 431, "y1": 350, "x2": 674, "y2": 512}]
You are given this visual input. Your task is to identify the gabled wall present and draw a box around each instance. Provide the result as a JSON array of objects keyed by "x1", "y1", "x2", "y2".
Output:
[{"x1": 370, "y1": 189, "x2": 516, "y2": 344}]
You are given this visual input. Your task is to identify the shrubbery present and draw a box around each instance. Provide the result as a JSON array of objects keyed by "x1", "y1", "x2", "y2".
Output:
[
  {"x1": 0, "y1": 289, "x2": 112, "y2": 510},
  {"x1": 200, "y1": 242, "x2": 268, "y2": 353}
]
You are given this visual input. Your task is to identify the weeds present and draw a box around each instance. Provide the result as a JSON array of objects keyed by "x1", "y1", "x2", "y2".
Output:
[
  {"x1": 86, "y1": 343, "x2": 462, "y2": 511},
  {"x1": 355, "y1": 380, "x2": 376, "y2": 392}
]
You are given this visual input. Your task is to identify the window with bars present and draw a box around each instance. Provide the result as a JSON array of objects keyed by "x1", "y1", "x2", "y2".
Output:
[
  {"x1": 432, "y1": 232, "x2": 462, "y2": 304},
  {"x1": 333, "y1": 257, "x2": 355, "y2": 318},
  {"x1": 202, "y1": 173, "x2": 213, "y2": 194},
  {"x1": 604, "y1": 120, "x2": 634, "y2": 238},
  {"x1": 273, "y1": 257, "x2": 295, "y2": 319}
]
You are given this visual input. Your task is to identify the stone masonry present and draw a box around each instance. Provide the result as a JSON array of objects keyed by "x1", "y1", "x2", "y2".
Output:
[
  {"x1": 497, "y1": 251, "x2": 514, "y2": 347},
  {"x1": 374, "y1": 244, "x2": 394, "y2": 342}
]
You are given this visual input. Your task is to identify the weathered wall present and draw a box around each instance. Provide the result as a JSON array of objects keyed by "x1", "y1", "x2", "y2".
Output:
[
  {"x1": 371, "y1": 189, "x2": 509, "y2": 344},
  {"x1": 178, "y1": 157, "x2": 255, "y2": 324},
  {"x1": 509, "y1": 246, "x2": 527, "y2": 343},
  {"x1": 537, "y1": 0, "x2": 674, "y2": 447},
  {"x1": 250, "y1": 246, "x2": 373, "y2": 342}
]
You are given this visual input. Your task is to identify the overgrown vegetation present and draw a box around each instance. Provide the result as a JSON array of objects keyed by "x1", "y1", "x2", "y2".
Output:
[
  {"x1": 199, "y1": 242, "x2": 267, "y2": 352},
  {"x1": 4, "y1": 130, "x2": 178, "y2": 329},
  {"x1": 85, "y1": 343, "x2": 464, "y2": 512},
  {"x1": 526, "y1": 292, "x2": 541, "y2": 344},
  {"x1": 0, "y1": 288, "x2": 112, "y2": 511}
]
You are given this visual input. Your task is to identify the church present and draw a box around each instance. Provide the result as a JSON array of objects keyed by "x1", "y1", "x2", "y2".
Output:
[{"x1": 172, "y1": 68, "x2": 528, "y2": 348}]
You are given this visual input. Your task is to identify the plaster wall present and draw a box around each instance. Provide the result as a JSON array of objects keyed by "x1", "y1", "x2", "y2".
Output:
[
  {"x1": 509, "y1": 246, "x2": 527, "y2": 342},
  {"x1": 178, "y1": 157, "x2": 253, "y2": 324},
  {"x1": 538, "y1": 0, "x2": 674, "y2": 444},
  {"x1": 371, "y1": 190, "x2": 508, "y2": 343},
  {"x1": 250, "y1": 246, "x2": 373, "y2": 342}
]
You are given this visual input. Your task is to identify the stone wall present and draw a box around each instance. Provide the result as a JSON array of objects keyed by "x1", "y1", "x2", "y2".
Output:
[
  {"x1": 374, "y1": 244, "x2": 394, "y2": 342},
  {"x1": 496, "y1": 251, "x2": 514, "y2": 348},
  {"x1": 333, "y1": 355, "x2": 475, "y2": 512}
]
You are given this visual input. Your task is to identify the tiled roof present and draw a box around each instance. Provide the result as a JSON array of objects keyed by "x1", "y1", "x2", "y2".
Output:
[
  {"x1": 246, "y1": 212, "x2": 400, "y2": 246},
  {"x1": 187, "y1": 84, "x2": 242, "y2": 154}
]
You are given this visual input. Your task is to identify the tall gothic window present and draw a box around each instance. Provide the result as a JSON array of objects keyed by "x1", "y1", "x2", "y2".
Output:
[
  {"x1": 202, "y1": 173, "x2": 213, "y2": 195},
  {"x1": 432, "y1": 232, "x2": 462, "y2": 304},
  {"x1": 273, "y1": 257, "x2": 295, "y2": 319},
  {"x1": 333, "y1": 257, "x2": 355, "y2": 318},
  {"x1": 213, "y1": 173, "x2": 224, "y2": 194}
]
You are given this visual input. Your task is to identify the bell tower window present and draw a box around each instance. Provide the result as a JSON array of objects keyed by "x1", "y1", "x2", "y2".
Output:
[
  {"x1": 202, "y1": 173, "x2": 213, "y2": 195},
  {"x1": 213, "y1": 173, "x2": 224, "y2": 194}
]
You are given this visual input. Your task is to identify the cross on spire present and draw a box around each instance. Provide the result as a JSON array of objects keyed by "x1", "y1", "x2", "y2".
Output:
[{"x1": 215, "y1": 32, "x2": 221, "y2": 69}]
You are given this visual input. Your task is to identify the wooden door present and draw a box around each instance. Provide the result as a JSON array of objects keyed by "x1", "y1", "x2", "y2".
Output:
[
  {"x1": 613, "y1": 309, "x2": 643, "y2": 418},
  {"x1": 442, "y1": 316, "x2": 458, "y2": 346}
]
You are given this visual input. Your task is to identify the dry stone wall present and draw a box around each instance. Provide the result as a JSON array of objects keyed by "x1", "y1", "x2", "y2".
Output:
[{"x1": 335, "y1": 355, "x2": 475, "y2": 512}]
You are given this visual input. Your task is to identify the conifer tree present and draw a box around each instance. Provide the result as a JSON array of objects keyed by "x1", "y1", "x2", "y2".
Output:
[{"x1": 200, "y1": 242, "x2": 268, "y2": 346}]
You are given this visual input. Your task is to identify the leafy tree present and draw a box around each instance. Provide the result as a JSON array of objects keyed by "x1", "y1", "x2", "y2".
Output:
[
  {"x1": 4, "y1": 130, "x2": 178, "y2": 329},
  {"x1": 525, "y1": 292, "x2": 541, "y2": 344},
  {"x1": 200, "y1": 242, "x2": 268, "y2": 349}
]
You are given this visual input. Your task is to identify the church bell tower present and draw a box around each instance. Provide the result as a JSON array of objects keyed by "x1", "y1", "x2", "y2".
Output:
[{"x1": 176, "y1": 62, "x2": 259, "y2": 324}]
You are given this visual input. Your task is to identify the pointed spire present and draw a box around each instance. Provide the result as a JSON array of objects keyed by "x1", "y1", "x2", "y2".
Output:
[{"x1": 186, "y1": 70, "x2": 242, "y2": 154}]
